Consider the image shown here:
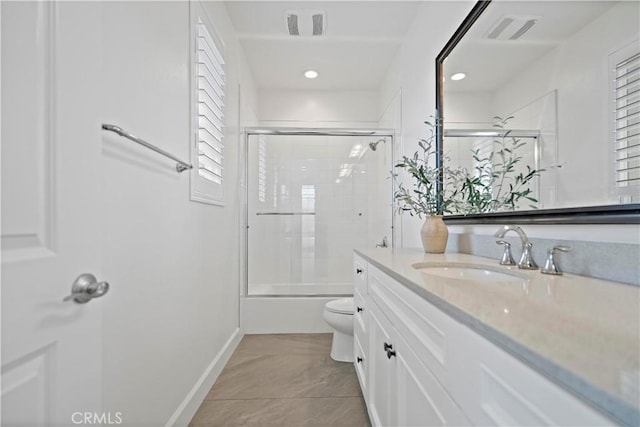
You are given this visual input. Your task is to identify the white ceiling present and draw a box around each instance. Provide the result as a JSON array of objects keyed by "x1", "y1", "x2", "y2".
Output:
[
  {"x1": 223, "y1": 1, "x2": 422, "y2": 90},
  {"x1": 224, "y1": 1, "x2": 622, "y2": 92},
  {"x1": 444, "y1": 1, "x2": 618, "y2": 93}
]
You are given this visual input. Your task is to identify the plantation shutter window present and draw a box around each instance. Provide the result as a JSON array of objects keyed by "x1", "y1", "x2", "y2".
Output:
[
  {"x1": 611, "y1": 46, "x2": 640, "y2": 203},
  {"x1": 191, "y1": 5, "x2": 226, "y2": 205},
  {"x1": 197, "y1": 18, "x2": 225, "y2": 185}
]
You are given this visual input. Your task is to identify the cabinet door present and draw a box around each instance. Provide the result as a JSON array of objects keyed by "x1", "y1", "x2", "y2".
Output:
[
  {"x1": 395, "y1": 333, "x2": 470, "y2": 427},
  {"x1": 368, "y1": 305, "x2": 397, "y2": 427},
  {"x1": 354, "y1": 333, "x2": 368, "y2": 392},
  {"x1": 353, "y1": 255, "x2": 368, "y2": 294},
  {"x1": 448, "y1": 323, "x2": 616, "y2": 426},
  {"x1": 354, "y1": 288, "x2": 368, "y2": 341}
]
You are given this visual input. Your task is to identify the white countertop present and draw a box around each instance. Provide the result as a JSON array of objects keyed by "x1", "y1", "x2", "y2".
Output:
[{"x1": 355, "y1": 248, "x2": 640, "y2": 426}]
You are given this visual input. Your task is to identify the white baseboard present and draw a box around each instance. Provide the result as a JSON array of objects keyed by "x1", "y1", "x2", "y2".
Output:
[
  {"x1": 241, "y1": 297, "x2": 335, "y2": 334},
  {"x1": 165, "y1": 328, "x2": 243, "y2": 427}
]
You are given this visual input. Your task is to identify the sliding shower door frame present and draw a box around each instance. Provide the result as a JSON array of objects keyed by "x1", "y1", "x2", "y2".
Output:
[{"x1": 242, "y1": 127, "x2": 397, "y2": 297}]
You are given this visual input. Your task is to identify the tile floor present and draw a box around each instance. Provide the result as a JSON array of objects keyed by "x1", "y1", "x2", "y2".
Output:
[{"x1": 189, "y1": 333, "x2": 370, "y2": 426}]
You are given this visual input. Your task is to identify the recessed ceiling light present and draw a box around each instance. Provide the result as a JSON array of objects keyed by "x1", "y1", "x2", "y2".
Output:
[
  {"x1": 450, "y1": 72, "x2": 466, "y2": 81},
  {"x1": 304, "y1": 70, "x2": 318, "y2": 79}
]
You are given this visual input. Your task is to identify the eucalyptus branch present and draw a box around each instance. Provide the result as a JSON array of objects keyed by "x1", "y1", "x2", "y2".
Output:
[
  {"x1": 454, "y1": 116, "x2": 544, "y2": 213},
  {"x1": 395, "y1": 116, "x2": 545, "y2": 217},
  {"x1": 392, "y1": 118, "x2": 458, "y2": 217}
]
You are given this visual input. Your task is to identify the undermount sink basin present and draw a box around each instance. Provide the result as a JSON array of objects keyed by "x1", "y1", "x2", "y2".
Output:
[{"x1": 411, "y1": 262, "x2": 528, "y2": 284}]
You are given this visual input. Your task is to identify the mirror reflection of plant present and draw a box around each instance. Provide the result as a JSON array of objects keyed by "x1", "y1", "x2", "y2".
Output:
[
  {"x1": 392, "y1": 119, "x2": 461, "y2": 217},
  {"x1": 454, "y1": 116, "x2": 542, "y2": 214}
]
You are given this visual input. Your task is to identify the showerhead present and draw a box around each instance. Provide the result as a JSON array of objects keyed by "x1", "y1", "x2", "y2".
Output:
[{"x1": 369, "y1": 138, "x2": 386, "y2": 151}]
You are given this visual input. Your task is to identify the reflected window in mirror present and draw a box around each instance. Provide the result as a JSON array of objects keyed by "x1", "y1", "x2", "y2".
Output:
[{"x1": 610, "y1": 43, "x2": 640, "y2": 204}]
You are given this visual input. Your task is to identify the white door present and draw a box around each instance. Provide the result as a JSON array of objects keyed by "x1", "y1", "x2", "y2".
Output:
[{"x1": 1, "y1": 2, "x2": 104, "y2": 426}]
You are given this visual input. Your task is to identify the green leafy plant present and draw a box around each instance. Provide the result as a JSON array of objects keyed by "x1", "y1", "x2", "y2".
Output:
[
  {"x1": 392, "y1": 119, "x2": 461, "y2": 217},
  {"x1": 454, "y1": 116, "x2": 543, "y2": 214}
]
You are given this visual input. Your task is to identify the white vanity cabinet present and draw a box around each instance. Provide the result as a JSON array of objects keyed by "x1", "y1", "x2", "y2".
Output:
[
  {"x1": 368, "y1": 302, "x2": 469, "y2": 427},
  {"x1": 355, "y1": 257, "x2": 469, "y2": 427},
  {"x1": 353, "y1": 254, "x2": 619, "y2": 427}
]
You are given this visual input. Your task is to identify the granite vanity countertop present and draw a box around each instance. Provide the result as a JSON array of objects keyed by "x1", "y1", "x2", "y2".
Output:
[{"x1": 355, "y1": 248, "x2": 640, "y2": 427}]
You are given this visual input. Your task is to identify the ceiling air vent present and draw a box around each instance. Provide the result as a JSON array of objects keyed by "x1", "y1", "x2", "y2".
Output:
[
  {"x1": 285, "y1": 10, "x2": 326, "y2": 36},
  {"x1": 485, "y1": 15, "x2": 540, "y2": 40}
]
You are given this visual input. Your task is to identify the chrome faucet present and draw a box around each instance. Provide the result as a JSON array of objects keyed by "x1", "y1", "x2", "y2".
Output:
[
  {"x1": 376, "y1": 236, "x2": 388, "y2": 248},
  {"x1": 494, "y1": 225, "x2": 538, "y2": 270}
]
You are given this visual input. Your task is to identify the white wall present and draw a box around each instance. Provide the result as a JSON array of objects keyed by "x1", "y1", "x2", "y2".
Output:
[
  {"x1": 258, "y1": 89, "x2": 379, "y2": 126},
  {"x1": 378, "y1": 0, "x2": 477, "y2": 248},
  {"x1": 100, "y1": 2, "x2": 256, "y2": 425},
  {"x1": 445, "y1": 91, "x2": 493, "y2": 124},
  {"x1": 377, "y1": 89, "x2": 403, "y2": 248}
]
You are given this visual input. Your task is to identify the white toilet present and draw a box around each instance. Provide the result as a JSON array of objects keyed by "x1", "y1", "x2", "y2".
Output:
[{"x1": 323, "y1": 297, "x2": 354, "y2": 362}]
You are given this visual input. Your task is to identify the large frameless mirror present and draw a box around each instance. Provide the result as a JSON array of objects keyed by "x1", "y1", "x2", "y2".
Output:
[{"x1": 436, "y1": 0, "x2": 640, "y2": 223}]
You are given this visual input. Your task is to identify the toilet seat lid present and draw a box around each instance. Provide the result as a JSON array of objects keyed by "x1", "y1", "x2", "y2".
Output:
[{"x1": 326, "y1": 297, "x2": 354, "y2": 315}]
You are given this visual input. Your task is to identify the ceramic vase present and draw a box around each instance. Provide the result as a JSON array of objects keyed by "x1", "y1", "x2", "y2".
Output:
[{"x1": 420, "y1": 215, "x2": 448, "y2": 253}]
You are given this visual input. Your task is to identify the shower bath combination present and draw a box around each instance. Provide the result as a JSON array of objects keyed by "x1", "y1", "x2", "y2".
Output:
[{"x1": 245, "y1": 130, "x2": 394, "y2": 297}]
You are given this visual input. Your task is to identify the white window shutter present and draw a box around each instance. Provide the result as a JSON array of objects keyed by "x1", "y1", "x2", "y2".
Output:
[
  {"x1": 197, "y1": 18, "x2": 225, "y2": 185},
  {"x1": 611, "y1": 45, "x2": 640, "y2": 203},
  {"x1": 191, "y1": 5, "x2": 226, "y2": 206}
]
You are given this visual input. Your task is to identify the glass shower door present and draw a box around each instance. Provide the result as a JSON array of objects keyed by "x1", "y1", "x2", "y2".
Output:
[{"x1": 247, "y1": 133, "x2": 391, "y2": 296}]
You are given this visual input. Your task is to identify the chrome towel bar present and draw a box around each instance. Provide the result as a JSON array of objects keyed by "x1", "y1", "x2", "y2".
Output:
[
  {"x1": 102, "y1": 124, "x2": 193, "y2": 173},
  {"x1": 255, "y1": 212, "x2": 316, "y2": 216}
]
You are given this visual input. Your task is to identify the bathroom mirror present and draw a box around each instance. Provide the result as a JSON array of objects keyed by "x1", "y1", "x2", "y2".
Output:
[{"x1": 436, "y1": 0, "x2": 640, "y2": 223}]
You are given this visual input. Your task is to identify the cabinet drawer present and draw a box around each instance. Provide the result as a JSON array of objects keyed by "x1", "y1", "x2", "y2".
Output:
[
  {"x1": 353, "y1": 254, "x2": 368, "y2": 295},
  {"x1": 449, "y1": 323, "x2": 617, "y2": 426},
  {"x1": 368, "y1": 264, "x2": 455, "y2": 387}
]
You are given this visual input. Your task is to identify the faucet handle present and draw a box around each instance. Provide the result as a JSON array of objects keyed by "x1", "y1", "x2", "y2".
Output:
[
  {"x1": 518, "y1": 242, "x2": 539, "y2": 270},
  {"x1": 376, "y1": 236, "x2": 388, "y2": 248},
  {"x1": 496, "y1": 240, "x2": 516, "y2": 266},
  {"x1": 541, "y1": 245, "x2": 571, "y2": 275}
]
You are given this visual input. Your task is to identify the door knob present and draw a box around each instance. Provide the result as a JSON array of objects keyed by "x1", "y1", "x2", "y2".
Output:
[{"x1": 63, "y1": 274, "x2": 109, "y2": 304}]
